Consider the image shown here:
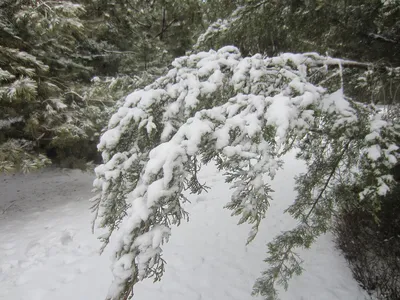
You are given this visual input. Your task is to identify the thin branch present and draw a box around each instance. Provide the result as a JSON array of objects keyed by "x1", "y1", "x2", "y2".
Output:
[
  {"x1": 154, "y1": 19, "x2": 177, "y2": 39},
  {"x1": 304, "y1": 140, "x2": 352, "y2": 221},
  {"x1": 65, "y1": 90, "x2": 83, "y2": 99},
  {"x1": 368, "y1": 33, "x2": 397, "y2": 44},
  {"x1": 103, "y1": 49, "x2": 136, "y2": 55}
]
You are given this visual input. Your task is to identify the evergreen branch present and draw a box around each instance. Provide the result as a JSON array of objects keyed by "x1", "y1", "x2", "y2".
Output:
[
  {"x1": 90, "y1": 194, "x2": 101, "y2": 234},
  {"x1": 304, "y1": 140, "x2": 352, "y2": 222}
]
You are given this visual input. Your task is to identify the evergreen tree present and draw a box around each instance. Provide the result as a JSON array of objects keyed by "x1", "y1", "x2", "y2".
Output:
[
  {"x1": 79, "y1": 0, "x2": 204, "y2": 76},
  {"x1": 200, "y1": 0, "x2": 239, "y2": 26},
  {"x1": 93, "y1": 46, "x2": 399, "y2": 299},
  {"x1": 196, "y1": 0, "x2": 400, "y2": 64},
  {"x1": 0, "y1": 0, "x2": 93, "y2": 172},
  {"x1": 0, "y1": 0, "x2": 207, "y2": 172}
]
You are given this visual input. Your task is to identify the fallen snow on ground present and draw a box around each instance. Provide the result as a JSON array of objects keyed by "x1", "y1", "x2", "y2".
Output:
[{"x1": 0, "y1": 153, "x2": 368, "y2": 300}]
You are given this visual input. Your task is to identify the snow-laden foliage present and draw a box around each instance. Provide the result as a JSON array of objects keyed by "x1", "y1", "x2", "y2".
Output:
[
  {"x1": 93, "y1": 46, "x2": 399, "y2": 299},
  {"x1": 0, "y1": 0, "x2": 118, "y2": 171},
  {"x1": 0, "y1": 0, "x2": 208, "y2": 172}
]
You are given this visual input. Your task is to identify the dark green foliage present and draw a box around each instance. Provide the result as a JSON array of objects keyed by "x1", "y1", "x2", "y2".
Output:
[
  {"x1": 0, "y1": 0, "x2": 205, "y2": 172},
  {"x1": 197, "y1": 0, "x2": 400, "y2": 64},
  {"x1": 80, "y1": 0, "x2": 204, "y2": 75},
  {"x1": 0, "y1": 0, "x2": 91, "y2": 172},
  {"x1": 334, "y1": 184, "x2": 400, "y2": 299}
]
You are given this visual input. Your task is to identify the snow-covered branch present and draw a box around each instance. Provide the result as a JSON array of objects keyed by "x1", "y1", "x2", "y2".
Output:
[{"x1": 94, "y1": 46, "x2": 399, "y2": 299}]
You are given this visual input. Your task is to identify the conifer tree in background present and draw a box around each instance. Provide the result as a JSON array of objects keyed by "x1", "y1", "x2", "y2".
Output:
[
  {"x1": 0, "y1": 0, "x2": 92, "y2": 172},
  {"x1": 0, "y1": 0, "x2": 205, "y2": 172},
  {"x1": 196, "y1": 0, "x2": 400, "y2": 63},
  {"x1": 80, "y1": 0, "x2": 204, "y2": 76}
]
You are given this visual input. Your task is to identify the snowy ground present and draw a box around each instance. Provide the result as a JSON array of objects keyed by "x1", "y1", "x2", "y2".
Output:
[{"x1": 0, "y1": 153, "x2": 368, "y2": 300}]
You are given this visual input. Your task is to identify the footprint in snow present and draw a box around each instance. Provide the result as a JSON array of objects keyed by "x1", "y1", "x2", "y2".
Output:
[
  {"x1": 49, "y1": 282, "x2": 61, "y2": 291},
  {"x1": 44, "y1": 223, "x2": 55, "y2": 229},
  {"x1": 25, "y1": 241, "x2": 46, "y2": 259},
  {"x1": 0, "y1": 263, "x2": 13, "y2": 273},
  {"x1": 196, "y1": 196, "x2": 207, "y2": 203},
  {"x1": 60, "y1": 230, "x2": 74, "y2": 245}
]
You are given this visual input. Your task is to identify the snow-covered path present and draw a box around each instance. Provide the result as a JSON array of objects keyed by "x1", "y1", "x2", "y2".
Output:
[{"x1": 0, "y1": 153, "x2": 368, "y2": 300}]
